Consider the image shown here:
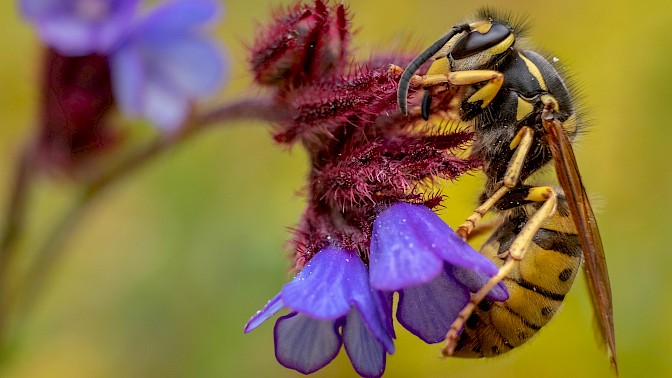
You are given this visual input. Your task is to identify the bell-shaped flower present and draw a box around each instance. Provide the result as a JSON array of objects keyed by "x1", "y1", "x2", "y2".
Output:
[
  {"x1": 110, "y1": 0, "x2": 226, "y2": 130},
  {"x1": 20, "y1": 0, "x2": 139, "y2": 55},
  {"x1": 245, "y1": 247, "x2": 394, "y2": 378},
  {"x1": 369, "y1": 202, "x2": 509, "y2": 343}
]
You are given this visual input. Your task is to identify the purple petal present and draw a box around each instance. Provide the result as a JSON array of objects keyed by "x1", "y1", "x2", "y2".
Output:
[
  {"x1": 244, "y1": 293, "x2": 284, "y2": 333},
  {"x1": 21, "y1": 0, "x2": 139, "y2": 55},
  {"x1": 142, "y1": 35, "x2": 224, "y2": 96},
  {"x1": 274, "y1": 312, "x2": 341, "y2": 375},
  {"x1": 107, "y1": 0, "x2": 225, "y2": 129},
  {"x1": 141, "y1": 80, "x2": 190, "y2": 131},
  {"x1": 399, "y1": 203, "x2": 500, "y2": 275},
  {"x1": 343, "y1": 309, "x2": 387, "y2": 378},
  {"x1": 341, "y1": 256, "x2": 395, "y2": 353},
  {"x1": 111, "y1": 40, "x2": 193, "y2": 131},
  {"x1": 111, "y1": 42, "x2": 192, "y2": 130},
  {"x1": 281, "y1": 247, "x2": 362, "y2": 319},
  {"x1": 432, "y1": 230, "x2": 501, "y2": 276},
  {"x1": 450, "y1": 265, "x2": 509, "y2": 302},
  {"x1": 396, "y1": 268, "x2": 470, "y2": 343},
  {"x1": 35, "y1": 16, "x2": 93, "y2": 55},
  {"x1": 374, "y1": 290, "x2": 396, "y2": 339},
  {"x1": 351, "y1": 296, "x2": 395, "y2": 354},
  {"x1": 370, "y1": 204, "x2": 445, "y2": 291},
  {"x1": 136, "y1": 0, "x2": 219, "y2": 38},
  {"x1": 110, "y1": 42, "x2": 144, "y2": 114},
  {"x1": 20, "y1": 0, "x2": 62, "y2": 17},
  {"x1": 371, "y1": 203, "x2": 501, "y2": 293}
]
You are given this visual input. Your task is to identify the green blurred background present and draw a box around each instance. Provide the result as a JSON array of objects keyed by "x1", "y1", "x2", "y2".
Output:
[{"x1": 1, "y1": 0, "x2": 671, "y2": 376}]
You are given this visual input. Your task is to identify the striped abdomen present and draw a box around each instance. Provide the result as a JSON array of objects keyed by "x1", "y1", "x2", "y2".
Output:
[{"x1": 453, "y1": 196, "x2": 582, "y2": 357}]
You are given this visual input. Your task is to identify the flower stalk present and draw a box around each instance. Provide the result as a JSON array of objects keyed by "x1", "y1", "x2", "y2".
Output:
[{"x1": 0, "y1": 95, "x2": 282, "y2": 352}]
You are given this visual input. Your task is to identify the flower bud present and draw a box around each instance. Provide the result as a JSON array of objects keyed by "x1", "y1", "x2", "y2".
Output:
[
  {"x1": 37, "y1": 48, "x2": 117, "y2": 171},
  {"x1": 250, "y1": 0, "x2": 350, "y2": 88}
]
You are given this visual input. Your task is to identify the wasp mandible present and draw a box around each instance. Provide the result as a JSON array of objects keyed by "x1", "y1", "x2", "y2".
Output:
[{"x1": 395, "y1": 8, "x2": 617, "y2": 372}]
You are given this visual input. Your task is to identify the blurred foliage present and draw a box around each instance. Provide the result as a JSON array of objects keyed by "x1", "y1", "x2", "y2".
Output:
[{"x1": 1, "y1": 0, "x2": 671, "y2": 377}]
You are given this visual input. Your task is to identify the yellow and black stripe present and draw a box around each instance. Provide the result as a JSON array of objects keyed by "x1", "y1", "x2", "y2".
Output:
[{"x1": 454, "y1": 192, "x2": 582, "y2": 357}]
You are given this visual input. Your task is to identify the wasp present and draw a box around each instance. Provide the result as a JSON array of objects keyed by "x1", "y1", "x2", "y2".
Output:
[{"x1": 395, "y1": 8, "x2": 617, "y2": 371}]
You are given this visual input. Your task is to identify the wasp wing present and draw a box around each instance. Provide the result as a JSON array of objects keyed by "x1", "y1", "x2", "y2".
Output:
[{"x1": 543, "y1": 117, "x2": 617, "y2": 373}]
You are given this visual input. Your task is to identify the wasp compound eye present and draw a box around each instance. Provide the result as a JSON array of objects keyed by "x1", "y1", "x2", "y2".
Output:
[{"x1": 452, "y1": 22, "x2": 513, "y2": 60}]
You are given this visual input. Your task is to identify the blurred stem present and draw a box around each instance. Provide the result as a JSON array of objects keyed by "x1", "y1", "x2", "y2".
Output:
[
  {"x1": 87, "y1": 96, "x2": 287, "y2": 194},
  {"x1": 0, "y1": 145, "x2": 35, "y2": 353},
  {"x1": 0, "y1": 146, "x2": 33, "y2": 264},
  {"x1": 2, "y1": 96, "x2": 285, "y2": 347}
]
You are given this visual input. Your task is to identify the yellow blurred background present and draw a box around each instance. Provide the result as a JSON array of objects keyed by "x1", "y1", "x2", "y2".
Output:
[{"x1": 1, "y1": 0, "x2": 671, "y2": 377}]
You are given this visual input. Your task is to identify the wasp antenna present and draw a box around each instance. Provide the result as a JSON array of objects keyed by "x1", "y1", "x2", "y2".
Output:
[{"x1": 397, "y1": 24, "x2": 470, "y2": 115}]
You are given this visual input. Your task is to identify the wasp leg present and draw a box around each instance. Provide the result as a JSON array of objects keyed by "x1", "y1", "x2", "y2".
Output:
[
  {"x1": 456, "y1": 126, "x2": 534, "y2": 239},
  {"x1": 446, "y1": 70, "x2": 504, "y2": 109},
  {"x1": 416, "y1": 68, "x2": 504, "y2": 110},
  {"x1": 390, "y1": 63, "x2": 457, "y2": 88},
  {"x1": 443, "y1": 186, "x2": 559, "y2": 356},
  {"x1": 389, "y1": 64, "x2": 430, "y2": 87},
  {"x1": 423, "y1": 57, "x2": 505, "y2": 110},
  {"x1": 464, "y1": 218, "x2": 502, "y2": 241}
]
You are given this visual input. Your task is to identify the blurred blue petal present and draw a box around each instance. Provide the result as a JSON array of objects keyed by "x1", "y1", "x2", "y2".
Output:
[
  {"x1": 20, "y1": 0, "x2": 61, "y2": 15},
  {"x1": 137, "y1": 0, "x2": 219, "y2": 37},
  {"x1": 141, "y1": 80, "x2": 190, "y2": 131},
  {"x1": 109, "y1": 42, "x2": 143, "y2": 114},
  {"x1": 274, "y1": 312, "x2": 342, "y2": 375},
  {"x1": 143, "y1": 36, "x2": 225, "y2": 96},
  {"x1": 343, "y1": 309, "x2": 386, "y2": 378},
  {"x1": 21, "y1": 0, "x2": 139, "y2": 55},
  {"x1": 36, "y1": 16, "x2": 91, "y2": 55},
  {"x1": 109, "y1": 0, "x2": 225, "y2": 129},
  {"x1": 396, "y1": 269, "x2": 470, "y2": 343}
]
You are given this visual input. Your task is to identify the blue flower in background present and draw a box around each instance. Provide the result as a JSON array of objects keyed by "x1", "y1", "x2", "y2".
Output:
[
  {"x1": 21, "y1": 0, "x2": 226, "y2": 130},
  {"x1": 369, "y1": 202, "x2": 509, "y2": 343},
  {"x1": 111, "y1": 0, "x2": 226, "y2": 130},
  {"x1": 20, "y1": 0, "x2": 139, "y2": 55},
  {"x1": 245, "y1": 247, "x2": 394, "y2": 378}
]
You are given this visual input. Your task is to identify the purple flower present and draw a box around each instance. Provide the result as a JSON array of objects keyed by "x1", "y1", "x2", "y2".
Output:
[
  {"x1": 369, "y1": 202, "x2": 509, "y2": 343},
  {"x1": 20, "y1": 0, "x2": 139, "y2": 55},
  {"x1": 245, "y1": 247, "x2": 394, "y2": 378},
  {"x1": 22, "y1": 0, "x2": 227, "y2": 131},
  {"x1": 111, "y1": 0, "x2": 226, "y2": 130}
]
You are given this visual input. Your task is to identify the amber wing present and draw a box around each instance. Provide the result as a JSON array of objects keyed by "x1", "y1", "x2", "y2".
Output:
[{"x1": 542, "y1": 116, "x2": 618, "y2": 373}]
